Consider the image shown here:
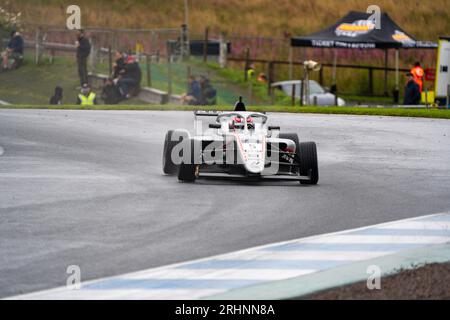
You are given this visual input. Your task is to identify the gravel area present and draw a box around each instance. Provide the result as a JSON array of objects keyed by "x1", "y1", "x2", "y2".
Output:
[{"x1": 303, "y1": 262, "x2": 450, "y2": 300}]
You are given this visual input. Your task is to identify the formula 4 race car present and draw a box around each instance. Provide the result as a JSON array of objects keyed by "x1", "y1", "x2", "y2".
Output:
[{"x1": 162, "y1": 98, "x2": 318, "y2": 185}]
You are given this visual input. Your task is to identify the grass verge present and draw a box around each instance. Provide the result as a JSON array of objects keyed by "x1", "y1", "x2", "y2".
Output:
[{"x1": 1, "y1": 104, "x2": 449, "y2": 119}]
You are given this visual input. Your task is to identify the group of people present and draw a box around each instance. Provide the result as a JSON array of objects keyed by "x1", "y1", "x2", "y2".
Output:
[
  {"x1": 1, "y1": 31, "x2": 24, "y2": 71},
  {"x1": 403, "y1": 61, "x2": 425, "y2": 105},
  {"x1": 48, "y1": 30, "x2": 98, "y2": 106},
  {"x1": 101, "y1": 50, "x2": 142, "y2": 104},
  {"x1": 49, "y1": 83, "x2": 98, "y2": 106},
  {"x1": 9, "y1": 28, "x2": 220, "y2": 106},
  {"x1": 72, "y1": 30, "x2": 142, "y2": 106},
  {"x1": 182, "y1": 75, "x2": 217, "y2": 106}
]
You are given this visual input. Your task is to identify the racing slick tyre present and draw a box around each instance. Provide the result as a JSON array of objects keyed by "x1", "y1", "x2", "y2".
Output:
[
  {"x1": 177, "y1": 139, "x2": 200, "y2": 182},
  {"x1": 298, "y1": 142, "x2": 319, "y2": 185},
  {"x1": 178, "y1": 163, "x2": 197, "y2": 182},
  {"x1": 162, "y1": 130, "x2": 178, "y2": 175}
]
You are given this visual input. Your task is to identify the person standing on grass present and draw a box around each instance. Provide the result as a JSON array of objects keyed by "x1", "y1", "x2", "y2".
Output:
[
  {"x1": 75, "y1": 29, "x2": 91, "y2": 87},
  {"x1": 403, "y1": 72, "x2": 421, "y2": 105},
  {"x1": 410, "y1": 61, "x2": 424, "y2": 93}
]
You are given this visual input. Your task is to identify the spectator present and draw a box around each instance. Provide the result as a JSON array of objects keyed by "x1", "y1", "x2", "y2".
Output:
[
  {"x1": 181, "y1": 76, "x2": 201, "y2": 105},
  {"x1": 77, "y1": 83, "x2": 97, "y2": 106},
  {"x1": 101, "y1": 78, "x2": 122, "y2": 105},
  {"x1": 246, "y1": 63, "x2": 255, "y2": 80},
  {"x1": 403, "y1": 72, "x2": 421, "y2": 105},
  {"x1": 410, "y1": 61, "x2": 425, "y2": 93},
  {"x1": 49, "y1": 86, "x2": 63, "y2": 105},
  {"x1": 112, "y1": 50, "x2": 126, "y2": 79},
  {"x1": 1, "y1": 31, "x2": 24, "y2": 70},
  {"x1": 257, "y1": 72, "x2": 268, "y2": 83},
  {"x1": 199, "y1": 76, "x2": 217, "y2": 106},
  {"x1": 76, "y1": 29, "x2": 91, "y2": 87},
  {"x1": 117, "y1": 55, "x2": 142, "y2": 99}
]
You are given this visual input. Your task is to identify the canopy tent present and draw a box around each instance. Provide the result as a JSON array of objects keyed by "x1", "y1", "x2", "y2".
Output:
[
  {"x1": 290, "y1": 11, "x2": 437, "y2": 102},
  {"x1": 291, "y1": 11, "x2": 437, "y2": 49}
]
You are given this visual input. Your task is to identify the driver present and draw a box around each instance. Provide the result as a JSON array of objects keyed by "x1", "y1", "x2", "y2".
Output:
[
  {"x1": 229, "y1": 116, "x2": 244, "y2": 130},
  {"x1": 247, "y1": 116, "x2": 255, "y2": 130},
  {"x1": 229, "y1": 116, "x2": 254, "y2": 130}
]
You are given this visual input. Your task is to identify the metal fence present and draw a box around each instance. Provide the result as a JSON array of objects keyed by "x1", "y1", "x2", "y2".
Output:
[{"x1": 2, "y1": 24, "x2": 438, "y2": 103}]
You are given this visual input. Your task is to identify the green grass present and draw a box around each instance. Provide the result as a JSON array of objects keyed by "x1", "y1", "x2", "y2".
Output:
[
  {"x1": 2, "y1": 104, "x2": 449, "y2": 119},
  {"x1": 0, "y1": 55, "x2": 80, "y2": 105},
  {"x1": 0, "y1": 54, "x2": 440, "y2": 111},
  {"x1": 0, "y1": 54, "x2": 251, "y2": 105},
  {"x1": 340, "y1": 94, "x2": 395, "y2": 105},
  {"x1": 205, "y1": 61, "x2": 290, "y2": 105}
]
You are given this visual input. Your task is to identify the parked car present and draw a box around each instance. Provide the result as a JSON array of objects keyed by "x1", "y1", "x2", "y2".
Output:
[{"x1": 271, "y1": 80, "x2": 346, "y2": 106}]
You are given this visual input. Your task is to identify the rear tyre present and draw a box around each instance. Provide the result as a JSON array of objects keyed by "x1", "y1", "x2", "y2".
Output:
[
  {"x1": 162, "y1": 130, "x2": 178, "y2": 175},
  {"x1": 298, "y1": 142, "x2": 319, "y2": 185}
]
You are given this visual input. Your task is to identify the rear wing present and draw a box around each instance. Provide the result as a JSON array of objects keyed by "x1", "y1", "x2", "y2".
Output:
[
  {"x1": 193, "y1": 110, "x2": 222, "y2": 118},
  {"x1": 193, "y1": 110, "x2": 223, "y2": 134}
]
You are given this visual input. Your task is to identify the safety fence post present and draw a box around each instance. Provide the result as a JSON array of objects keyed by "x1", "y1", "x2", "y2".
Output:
[
  {"x1": 35, "y1": 27, "x2": 44, "y2": 65},
  {"x1": 203, "y1": 26, "x2": 209, "y2": 63},
  {"x1": 291, "y1": 83, "x2": 296, "y2": 106},
  {"x1": 167, "y1": 54, "x2": 172, "y2": 98},
  {"x1": 368, "y1": 67, "x2": 374, "y2": 96},
  {"x1": 186, "y1": 65, "x2": 191, "y2": 91},
  {"x1": 244, "y1": 47, "x2": 250, "y2": 81},
  {"x1": 447, "y1": 84, "x2": 450, "y2": 109},
  {"x1": 267, "y1": 61, "x2": 274, "y2": 96},
  {"x1": 89, "y1": 34, "x2": 97, "y2": 72},
  {"x1": 108, "y1": 46, "x2": 112, "y2": 76},
  {"x1": 146, "y1": 54, "x2": 152, "y2": 87},
  {"x1": 319, "y1": 67, "x2": 324, "y2": 86},
  {"x1": 219, "y1": 33, "x2": 227, "y2": 69},
  {"x1": 384, "y1": 49, "x2": 389, "y2": 96}
]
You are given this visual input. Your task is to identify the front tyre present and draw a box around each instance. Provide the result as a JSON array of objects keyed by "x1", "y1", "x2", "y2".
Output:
[
  {"x1": 178, "y1": 163, "x2": 197, "y2": 182},
  {"x1": 162, "y1": 130, "x2": 177, "y2": 175},
  {"x1": 299, "y1": 142, "x2": 319, "y2": 185},
  {"x1": 177, "y1": 139, "x2": 200, "y2": 182}
]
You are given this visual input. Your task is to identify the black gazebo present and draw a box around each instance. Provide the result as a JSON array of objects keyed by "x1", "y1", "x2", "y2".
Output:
[{"x1": 290, "y1": 11, "x2": 437, "y2": 101}]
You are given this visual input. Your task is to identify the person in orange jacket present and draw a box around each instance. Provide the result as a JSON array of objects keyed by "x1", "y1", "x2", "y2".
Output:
[{"x1": 410, "y1": 62, "x2": 425, "y2": 92}]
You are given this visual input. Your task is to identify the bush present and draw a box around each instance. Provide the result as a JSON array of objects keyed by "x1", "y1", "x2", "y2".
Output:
[{"x1": 0, "y1": 5, "x2": 22, "y2": 34}]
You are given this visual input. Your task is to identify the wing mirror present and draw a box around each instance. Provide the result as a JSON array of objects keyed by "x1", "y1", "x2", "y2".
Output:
[{"x1": 209, "y1": 123, "x2": 221, "y2": 129}]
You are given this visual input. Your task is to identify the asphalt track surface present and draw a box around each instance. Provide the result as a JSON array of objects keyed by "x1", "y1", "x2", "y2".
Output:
[{"x1": 0, "y1": 109, "x2": 449, "y2": 298}]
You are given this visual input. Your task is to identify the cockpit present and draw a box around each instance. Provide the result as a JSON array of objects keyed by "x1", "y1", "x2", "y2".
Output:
[{"x1": 216, "y1": 113, "x2": 267, "y2": 131}]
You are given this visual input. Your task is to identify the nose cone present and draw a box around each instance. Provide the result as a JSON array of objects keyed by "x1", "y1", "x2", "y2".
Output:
[{"x1": 242, "y1": 139, "x2": 265, "y2": 174}]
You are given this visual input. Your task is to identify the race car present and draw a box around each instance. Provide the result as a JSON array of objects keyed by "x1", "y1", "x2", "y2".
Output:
[{"x1": 162, "y1": 99, "x2": 318, "y2": 185}]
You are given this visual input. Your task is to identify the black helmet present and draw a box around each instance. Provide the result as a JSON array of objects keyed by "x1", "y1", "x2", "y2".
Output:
[{"x1": 234, "y1": 96, "x2": 246, "y2": 111}]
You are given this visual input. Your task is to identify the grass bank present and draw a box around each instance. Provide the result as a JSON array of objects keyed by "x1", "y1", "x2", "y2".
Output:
[{"x1": 1, "y1": 104, "x2": 449, "y2": 119}]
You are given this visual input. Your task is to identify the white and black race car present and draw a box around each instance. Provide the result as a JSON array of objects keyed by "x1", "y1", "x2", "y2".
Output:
[{"x1": 162, "y1": 99, "x2": 318, "y2": 185}]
